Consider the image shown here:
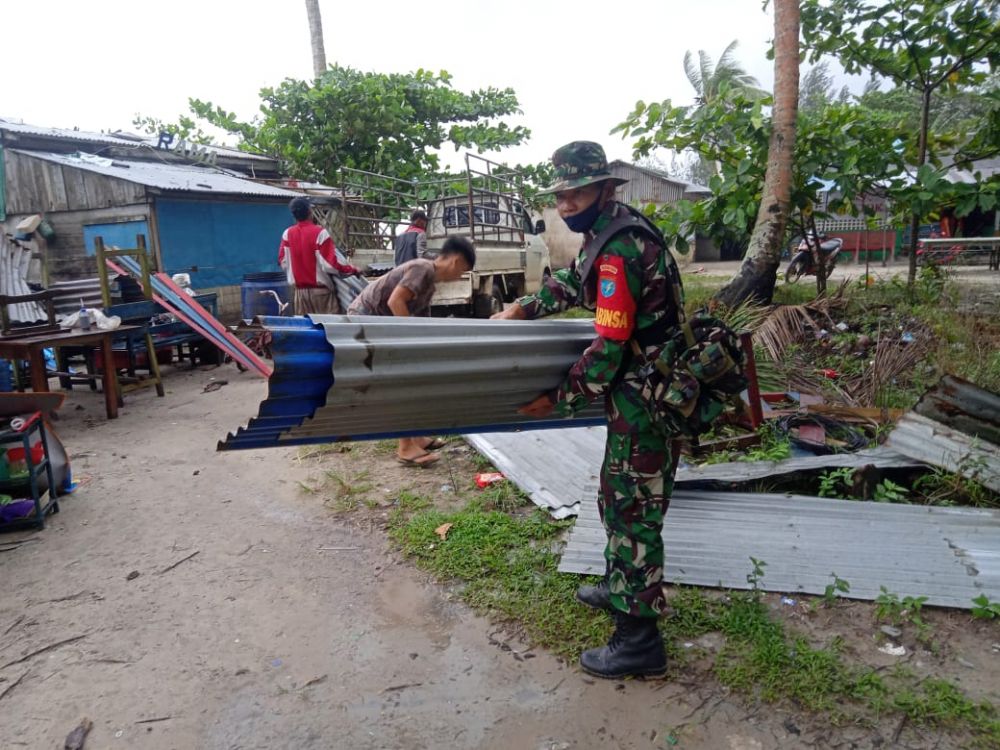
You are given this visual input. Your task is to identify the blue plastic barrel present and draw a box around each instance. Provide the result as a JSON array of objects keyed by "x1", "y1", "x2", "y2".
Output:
[{"x1": 241, "y1": 272, "x2": 291, "y2": 320}]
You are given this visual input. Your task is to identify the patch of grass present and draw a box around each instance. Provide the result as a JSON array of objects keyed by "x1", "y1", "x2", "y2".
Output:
[
  {"x1": 299, "y1": 468, "x2": 374, "y2": 513},
  {"x1": 471, "y1": 452, "x2": 496, "y2": 471},
  {"x1": 388, "y1": 501, "x2": 608, "y2": 658},
  {"x1": 470, "y1": 480, "x2": 531, "y2": 513},
  {"x1": 389, "y1": 500, "x2": 1000, "y2": 745}
]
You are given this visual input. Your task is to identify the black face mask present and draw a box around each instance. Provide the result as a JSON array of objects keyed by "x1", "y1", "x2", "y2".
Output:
[{"x1": 562, "y1": 190, "x2": 604, "y2": 233}]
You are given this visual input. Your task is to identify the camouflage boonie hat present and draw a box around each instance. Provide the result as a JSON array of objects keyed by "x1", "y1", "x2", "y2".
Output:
[{"x1": 538, "y1": 141, "x2": 629, "y2": 195}]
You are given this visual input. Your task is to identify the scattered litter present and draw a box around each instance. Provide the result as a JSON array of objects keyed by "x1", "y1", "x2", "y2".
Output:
[
  {"x1": 901, "y1": 332, "x2": 915, "y2": 344},
  {"x1": 439, "y1": 484, "x2": 453, "y2": 494},
  {"x1": 271, "y1": 659, "x2": 283, "y2": 668},
  {"x1": 316, "y1": 546, "x2": 358, "y2": 552},
  {"x1": 435, "y1": 523, "x2": 453, "y2": 540},
  {"x1": 301, "y1": 674, "x2": 327, "y2": 688},
  {"x1": 835, "y1": 322, "x2": 849, "y2": 332},
  {"x1": 134, "y1": 717, "x2": 172, "y2": 725},
  {"x1": 125, "y1": 571, "x2": 140, "y2": 581},
  {"x1": 820, "y1": 368, "x2": 839, "y2": 379},
  {"x1": 683, "y1": 642, "x2": 694, "y2": 649},
  {"x1": 878, "y1": 643, "x2": 907, "y2": 657},
  {"x1": 64, "y1": 717, "x2": 93, "y2": 750},
  {"x1": 781, "y1": 597, "x2": 796, "y2": 606},
  {"x1": 381, "y1": 682, "x2": 423, "y2": 693},
  {"x1": 880, "y1": 625, "x2": 902, "y2": 639},
  {"x1": 474, "y1": 472, "x2": 505, "y2": 488},
  {"x1": 956, "y1": 657, "x2": 975, "y2": 669}
]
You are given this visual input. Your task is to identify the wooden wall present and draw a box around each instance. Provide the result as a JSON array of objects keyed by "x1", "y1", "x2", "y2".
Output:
[{"x1": 2, "y1": 150, "x2": 150, "y2": 281}]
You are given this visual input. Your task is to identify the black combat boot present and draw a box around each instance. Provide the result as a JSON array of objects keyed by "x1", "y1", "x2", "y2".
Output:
[
  {"x1": 576, "y1": 579, "x2": 613, "y2": 612},
  {"x1": 579, "y1": 613, "x2": 667, "y2": 679}
]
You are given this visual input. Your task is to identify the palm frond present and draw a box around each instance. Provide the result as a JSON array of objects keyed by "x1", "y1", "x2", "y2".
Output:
[{"x1": 683, "y1": 50, "x2": 702, "y2": 95}]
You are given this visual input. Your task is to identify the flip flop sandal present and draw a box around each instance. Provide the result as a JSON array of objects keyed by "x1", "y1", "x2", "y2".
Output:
[
  {"x1": 396, "y1": 452, "x2": 440, "y2": 468},
  {"x1": 424, "y1": 438, "x2": 447, "y2": 450}
]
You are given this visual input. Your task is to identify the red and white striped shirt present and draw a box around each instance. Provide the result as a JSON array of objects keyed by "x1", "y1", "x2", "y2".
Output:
[{"x1": 278, "y1": 220, "x2": 358, "y2": 289}]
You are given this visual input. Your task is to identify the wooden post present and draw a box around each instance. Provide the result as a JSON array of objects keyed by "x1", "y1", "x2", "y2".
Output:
[
  {"x1": 136, "y1": 235, "x2": 153, "y2": 301},
  {"x1": 95, "y1": 236, "x2": 112, "y2": 307}
]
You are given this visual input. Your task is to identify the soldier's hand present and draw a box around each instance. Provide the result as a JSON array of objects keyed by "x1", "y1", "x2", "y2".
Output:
[
  {"x1": 491, "y1": 304, "x2": 526, "y2": 320},
  {"x1": 518, "y1": 393, "x2": 555, "y2": 418}
]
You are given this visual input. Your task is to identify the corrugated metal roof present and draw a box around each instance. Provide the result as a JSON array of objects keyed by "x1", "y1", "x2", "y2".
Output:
[
  {"x1": 11, "y1": 150, "x2": 301, "y2": 198},
  {"x1": 465, "y1": 428, "x2": 922, "y2": 518},
  {"x1": 559, "y1": 490, "x2": 1000, "y2": 610},
  {"x1": 0, "y1": 119, "x2": 274, "y2": 163},
  {"x1": 219, "y1": 316, "x2": 606, "y2": 450},
  {"x1": 887, "y1": 376, "x2": 1000, "y2": 493}
]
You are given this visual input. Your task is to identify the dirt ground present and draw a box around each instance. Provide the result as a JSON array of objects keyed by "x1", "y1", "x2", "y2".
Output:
[{"x1": 1, "y1": 363, "x2": 998, "y2": 749}]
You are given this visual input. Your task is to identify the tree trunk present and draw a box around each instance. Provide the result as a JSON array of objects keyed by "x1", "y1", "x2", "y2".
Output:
[
  {"x1": 305, "y1": 0, "x2": 327, "y2": 80},
  {"x1": 714, "y1": 0, "x2": 800, "y2": 308},
  {"x1": 907, "y1": 87, "x2": 933, "y2": 287}
]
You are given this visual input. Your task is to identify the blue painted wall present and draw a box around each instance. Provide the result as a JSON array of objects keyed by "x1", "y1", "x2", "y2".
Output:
[
  {"x1": 83, "y1": 220, "x2": 150, "y2": 255},
  {"x1": 154, "y1": 198, "x2": 289, "y2": 287}
]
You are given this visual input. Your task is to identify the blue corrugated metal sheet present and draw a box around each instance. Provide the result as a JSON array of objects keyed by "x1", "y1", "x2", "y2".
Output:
[
  {"x1": 218, "y1": 317, "x2": 332, "y2": 450},
  {"x1": 219, "y1": 316, "x2": 606, "y2": 451}
]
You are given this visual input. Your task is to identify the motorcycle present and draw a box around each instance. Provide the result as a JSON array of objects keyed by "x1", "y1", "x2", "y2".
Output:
[{"x1": 784, "y1": 234, "x2": 844, "y2": 283}]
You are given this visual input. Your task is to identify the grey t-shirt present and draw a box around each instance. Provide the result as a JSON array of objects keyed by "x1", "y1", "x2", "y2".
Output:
[{"x1": 348, "y1": 259, "x2": 437, "y2": 316}]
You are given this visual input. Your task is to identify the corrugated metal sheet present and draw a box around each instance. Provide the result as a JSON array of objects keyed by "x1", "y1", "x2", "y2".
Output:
[
  {"x1": 559, "y1": 490, "x2": 1000, "y2": 610},
  {"x1": 0, "y1": 119, "x2": 275, "y2": 163},
  {"x1": 0, "y1": 234, "x2": 46, "y2": 323},
  {"x1": 220, "y1": 316, "x2": 606, "y2": 450},
  {"x1": 887, "y1": 376, "x2": 1000, "y2": 493},
  {"x1": 465, "y1": 427, "x2": 921, "y2": 517},
  {"x1": 10, "y1": 150, "x2": 300, "y2": 198}
]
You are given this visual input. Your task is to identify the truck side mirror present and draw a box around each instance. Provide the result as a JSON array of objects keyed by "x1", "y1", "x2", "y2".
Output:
[{"x1": 534, "y1": 219, "x2": 546, "y2": 234}]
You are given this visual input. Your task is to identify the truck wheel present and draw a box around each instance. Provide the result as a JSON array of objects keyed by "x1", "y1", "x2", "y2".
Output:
[{"x1": 473, "y1": 284, "x2": 505, "y2": 318}]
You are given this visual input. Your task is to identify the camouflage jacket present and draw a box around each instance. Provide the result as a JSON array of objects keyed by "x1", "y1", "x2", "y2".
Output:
[{"x1": 518, "y1": 202, "x2": 685, "y2": 417}]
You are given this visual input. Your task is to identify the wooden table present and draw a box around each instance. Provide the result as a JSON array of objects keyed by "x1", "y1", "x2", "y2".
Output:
[{"x1": 0, "y1": 325, "x2": 141, "y2": 419}]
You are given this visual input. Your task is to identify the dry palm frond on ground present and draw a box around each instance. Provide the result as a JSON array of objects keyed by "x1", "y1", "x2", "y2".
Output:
[{"x1": 754, "y1": 280, "x2": 850, "y2": 361}]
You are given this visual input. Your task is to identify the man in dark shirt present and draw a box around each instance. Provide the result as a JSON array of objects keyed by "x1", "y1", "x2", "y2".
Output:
[
  {"x1": 348, "y1": 236, "x2": 476, "y2": 467},
  {"x1": 393, "y1": 210, "x2": 429, "y2": 266}
]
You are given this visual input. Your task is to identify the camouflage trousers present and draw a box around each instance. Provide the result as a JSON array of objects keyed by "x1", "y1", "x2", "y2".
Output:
[{"x1": 599, "y1": 377, "x2": 677, "y2": 619}]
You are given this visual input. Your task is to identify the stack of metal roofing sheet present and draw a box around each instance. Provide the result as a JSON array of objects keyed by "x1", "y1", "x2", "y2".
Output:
[
  {"x1": 0, "y1": 234, "x2": 46, "y2": 323},
  {"x1": 220, "y1": 315, "x2": 606, "y2": 450},
  {"x1": 559, "y1": 490, "x2": 1000, "y2": 610},
  {"x1": 887, "y1": 375, "x2": 1000, "y2": 493}
]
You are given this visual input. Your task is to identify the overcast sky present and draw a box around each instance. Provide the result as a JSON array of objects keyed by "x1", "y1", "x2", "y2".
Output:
[{"x1": 3, "y1": 1, "x2": 851, "y2": 171}]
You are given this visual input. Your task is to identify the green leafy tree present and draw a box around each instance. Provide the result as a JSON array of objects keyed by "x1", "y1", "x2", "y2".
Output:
[
  {"x1": 801, "y1": 0, "x2": 1000, "y2": 287},
  {"x1": 616, "y1": 93, "x2": 908, "y2": 299},
  {"x1": 136, "y1": 66, "x2": 529, "y2": 183},
  {"x1": 683, "y1": 40, "x2": 768, "y2": 106}
]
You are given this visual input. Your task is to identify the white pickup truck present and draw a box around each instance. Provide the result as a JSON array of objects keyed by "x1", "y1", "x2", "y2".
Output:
[{"x1": 338, "y1": 156, "x2": 551, "y2": 317}]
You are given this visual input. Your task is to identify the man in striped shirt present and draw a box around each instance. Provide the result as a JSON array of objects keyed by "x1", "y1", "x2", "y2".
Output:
[{"x1": 278, "y1": 197, "x2": 360, "y2": 315}]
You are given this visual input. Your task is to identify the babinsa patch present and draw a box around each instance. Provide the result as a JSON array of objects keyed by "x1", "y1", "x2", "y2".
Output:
[{"x1": 593, "y1": 254, "x2": 635, "y2": 341}]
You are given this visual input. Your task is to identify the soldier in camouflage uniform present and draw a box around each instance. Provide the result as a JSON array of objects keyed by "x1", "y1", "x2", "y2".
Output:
[{"x1": 493, "y1": 141, "x2": 684, "y2": 679}]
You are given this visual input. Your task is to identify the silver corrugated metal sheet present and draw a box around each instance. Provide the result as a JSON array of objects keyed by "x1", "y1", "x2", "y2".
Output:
[
  {"x1": 0, "y1": 119, "x2": 275, "y2": 163},
  {"x1": 1, "y1": 234, "x2": 46, "y2": 323},
  {"x1": 10, "y1": 150, "x2": 300, "y2": 198},
  {"x1": 283, "y1": 316, "x2": 605, "y2": 441},
  {"x1": 466, "y1": 427, "x2": 921, "y2": 517},
  {"x1": 887, "y1": 376, "x2": 1000, "y2": 493},
  {"x1": 466, "y1": 427, "x2": 604, "y2": 519},
  {"x1": 559, "y1": 490, "x2": 1000, "y2": 610}
]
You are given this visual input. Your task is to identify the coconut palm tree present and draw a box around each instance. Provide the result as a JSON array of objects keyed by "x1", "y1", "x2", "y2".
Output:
[
  {"x1": 683, "y1": 40, "x2": 768, "y2": 106},
  {"x1": 305, "y1": 0, "x2": 327, "y2": 80}
]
